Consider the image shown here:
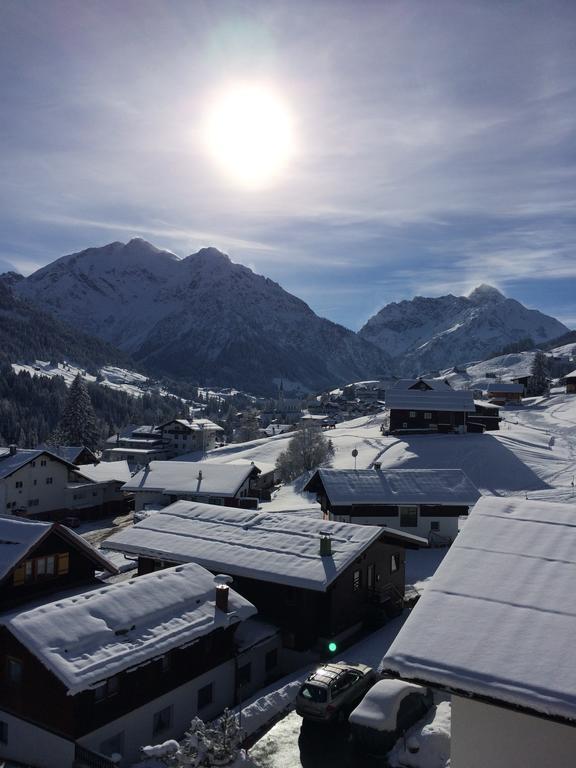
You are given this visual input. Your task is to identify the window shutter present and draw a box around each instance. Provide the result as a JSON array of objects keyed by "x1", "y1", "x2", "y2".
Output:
[
  {"x1": 13, "y1": 563, "x2": 26, "y2": 586},
  {"x1": 57, "y1": 552, "x2": 70, "y2": 575}
]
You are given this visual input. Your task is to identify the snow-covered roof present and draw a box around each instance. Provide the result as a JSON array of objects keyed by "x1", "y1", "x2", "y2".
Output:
[
  {"x1": 47, "y1": 446, "x2": 97, "y2": 464},
  {"x1": 159, "y1": 418, "x2": 224, "y2": 432},
  {"x1": 0, "y1": 449, "x2": 78, "y2": 480},
  {"x1": 0, "y1": 516, "x2": 117, "y2": 582},
  {"x1": 77, "y1": 461, "x2": 132, "y2": 484},
  {"x1": 565, "y1": 369, "x2": 576, "y2": 379},
  {"x1": 123, "y1": 461, "x2": 258, "y2": 497},
  {"x1": 5, "y1": 563, "x2": 256, "y2": 695},
  {"x1": 102, "y1": 501, "x2": 393, "y2": 592},
  {"x1": 486, "y1": 382, "x2": 524, "y2": 393},
  {"x1": 385, "y1": 389, "x2": 476, "y2": 413},
  {"x1": 306, "y1": 468, "x2": 481, "y2": 507},
  {"x1": 473, "y1": 400, "x2": 500, "y2": 410},
  {"x1": 392, "y1": 378, "x2": 451, "y2": 391},
  {"x1": 382, "y1": 496, "x2": 576, "y2": 722}
]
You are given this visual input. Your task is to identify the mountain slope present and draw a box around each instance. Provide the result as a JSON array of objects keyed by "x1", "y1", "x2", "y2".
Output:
[
  {"x1": 359, "y1": 284, "x2": 569, "y2": 374},
  {"x1": 16, "y1": 239, "x2": 392, "y2": 393},
  {"x1": 0, "y1": 273, "x2": 133, "y2": 372}
]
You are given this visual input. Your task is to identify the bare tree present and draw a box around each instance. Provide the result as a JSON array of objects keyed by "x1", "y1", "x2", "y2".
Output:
[{"x1": 275, "y1": 424, "x2": 335, "y2": 481}]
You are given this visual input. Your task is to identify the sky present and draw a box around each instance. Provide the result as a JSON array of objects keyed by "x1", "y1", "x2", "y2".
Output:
[{"x1": 1, "y1": 0, "x2": 576, "y2": 331}]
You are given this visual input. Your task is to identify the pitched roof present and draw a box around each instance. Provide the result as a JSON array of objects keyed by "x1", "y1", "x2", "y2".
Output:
[
  {"x1": 382, "y1": 496, "x2": 576, "y2": 722},
  {"x1": 77, "y1": 461, "x2": 132, "y2": 484},
  {"x1": 565, "y1": 369, "x2": 576, "y2": 379},
  {"x1": 159, "y1": 418, "x2": 224, "y2": 432},
  {"x1": 45, "y1": 446, "x2": 97, "y2": 464},
  {"x1": 0, "y1": 449, "x2": 79, "y2": 481},
  {"x1": 5, "y1": 563, "x2": 256, "y2": 695},
  {"x1": 123, "y1": 460, "x2": 259, "y2": 497},
  {"x1": 392, "y1": 378, "x2": 451, "y2": 391},
  {"x1": 102, "y1": 501, "x2": 395, "y2": 591},
  {"x1": 305, "y1": 468, "x2": 481, "y2": 506},
  {"x1": 0, "y1": 516, "x2": 117, "y2": 583},
  {"x1": 385, "y1": 389, "x2": 476, "y2": 413},
  {"x1": 486, "y1": 382, "x2": 524, "y2": 393}
]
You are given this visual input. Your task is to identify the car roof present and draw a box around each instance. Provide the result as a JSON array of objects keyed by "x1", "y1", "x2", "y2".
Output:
[{"x1": 307, "y1": 663, "x2": 368, "y2": 686}]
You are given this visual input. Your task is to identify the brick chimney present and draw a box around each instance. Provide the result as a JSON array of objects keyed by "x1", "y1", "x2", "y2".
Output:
[
  {"x1": 214, "y1": 574, "x2": 233, "y2": 612},
  {"x1": 319, "y1": 531, "x2": 332, "y2": 557}
]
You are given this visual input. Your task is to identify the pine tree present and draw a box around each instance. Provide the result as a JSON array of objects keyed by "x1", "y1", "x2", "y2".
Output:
[
  {"x1": 50, "y1": 374, "x2": 99, "y2": 449},
  {"x1": 529, "y1": 351, "x2": 550, "y2": 395}
]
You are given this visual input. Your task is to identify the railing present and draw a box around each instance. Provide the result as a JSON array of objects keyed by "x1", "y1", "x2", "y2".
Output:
[{"x1": 74, "y1": 745, "x2": 118, "y2": 768}]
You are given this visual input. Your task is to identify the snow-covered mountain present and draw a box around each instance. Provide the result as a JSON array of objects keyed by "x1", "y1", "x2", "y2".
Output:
[
  {"x1": 16, "y1": 239, "x2": 392, "y2": 394},
  {"x1": 359, "y1": 284, "x2": 569, "y2": 374}
]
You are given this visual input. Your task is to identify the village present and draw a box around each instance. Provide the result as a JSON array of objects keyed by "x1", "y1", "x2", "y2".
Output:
[{"x1": 1, "y1": 359, "x2": 576, "y2": 768}]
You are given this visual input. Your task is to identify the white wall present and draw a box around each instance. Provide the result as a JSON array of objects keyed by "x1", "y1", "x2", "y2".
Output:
[
  {"x1": 0, "y1": 709, "x2": 75, "y2": 768},
  {"x1": 1, "y1": 454, "x2": 72, "y2": 516},
  {"x1": 330, "y1": 509, "x2": 459, "y2": 540},
  {"x1": 452, "y1": 696, "x2": 576, "y2": 768},
  {"x1": 79, "y1": 659, "x2": 236, "y2": 767}
]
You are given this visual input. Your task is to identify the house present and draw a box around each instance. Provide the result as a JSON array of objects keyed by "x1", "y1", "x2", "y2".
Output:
[
  {"x1": 0, "y1": 563, "x2": 257, "y2": 768},
  {"x1": 0, "y1": 516, "x2": 118, "y2": 610},
  {"x1": 467, "y1": 400, "x2": 502, "y2": 432},
  {"x1": 69, "y1": 461, "x2": 133, "y2": 519},
  {"x1": 47, "y1": 446, "x2": 100, "y2": 465},
  {"x1": 486, "y1": 381, "x2": 524, "y2": 404},
  {"x1": 381, "y1": 496, "x2": 576, "y2": 768},
  {"x1": 391, "y1": 378, "x2": 451, "y2": 391},
  {"x1": 304, "y1": 468, "x2": 480, "y2": 542},
  {"x1": 103, "y1": 502, "x2": 427, "y2": 652},
  {"x1": 0, "y1": 447, "x2": 131, "y2": 521},
  {"x1": 565, "y1": 369, "x2": 576, "y2": 394},
  {"x1": 123, "y1": 461, "x2": 263, "y2": 512},
  {"x1": 158, "y1": 418, "x2": 224, "y2": 455},
  {"x1": 104, "y1": 424, "x2": 172, "y2": 467},
  {"x1": 384, "y1": 389, "x2": 476, "y2": 434}
]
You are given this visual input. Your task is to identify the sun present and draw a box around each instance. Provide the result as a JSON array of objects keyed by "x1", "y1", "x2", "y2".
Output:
[{"x1": 202, "y1": 83, "x2": 295, "y2": 189}]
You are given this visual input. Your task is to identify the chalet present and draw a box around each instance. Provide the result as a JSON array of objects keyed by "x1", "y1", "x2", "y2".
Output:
[
  {"x1": 565, "y1": 369, "x2": 576, "y2": 394},
  {"x1": 0, "y1": 563, "x2": 257, "y2": 768},
  {"x1": 384, "y1": 389, "x2": 476, "y2": 434},
  {"x1": 69, "y1": 461, "x2": 133, "y2": 519},
  {"x1": 467, "y1": 400, "x2": 502, "y2": 432},
  {"x1": 382, "y1": 496, "x2": 576, "y2": 768},
  {"x1": 0, "y1": 516, "x2": 117, "y2": 611},
  {"x1": 159, "y1": 418, "x2": 224, "y2": 455},
  {"x1": 104, "y1": 425, "x2": 171, "y2": 466},
  {"x1": 304, "y1": 468, "x2": 481, "y2": 542},
  {"x1": 103, "y1": 502, "x2": 427, "y2": 653},
  {"x1": 391, "y1": 377, "x2": 451, "y2": 391},
  {"x1": 486, "y1": 381, "x2": 524, "y2": 404},
  {"x1": 123, "y1": 460, "x2": 263, "y2": 512},
  {"x1": 0, "y1": 448, "x2": 131, "y2": 521}
]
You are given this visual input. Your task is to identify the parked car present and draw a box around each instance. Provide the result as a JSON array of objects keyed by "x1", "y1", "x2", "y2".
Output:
[
  {"x1": 295, "y1": 662, "x2": 377, "y2": 723},
  {"x1": 349, "y1": 679, "x2": 433, "y2": 756}
]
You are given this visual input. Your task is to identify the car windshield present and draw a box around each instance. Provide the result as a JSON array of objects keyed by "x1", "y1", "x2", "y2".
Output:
[{"x1": 300, "y1": 684, "x2": 327, "y2": 703}]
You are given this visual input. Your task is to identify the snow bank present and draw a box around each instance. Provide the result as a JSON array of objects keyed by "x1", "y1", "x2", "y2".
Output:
[{"x1": 388, "y1": 700, "x2": 451, "y2": 768}]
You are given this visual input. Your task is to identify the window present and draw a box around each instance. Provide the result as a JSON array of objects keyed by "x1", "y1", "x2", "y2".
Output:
[
  {"x1": 94, "y1": 676, "x2": 119, "y2": 701},
  {"x1": 40, "y1": 459, "x2": 47, "y2": 467},
  {"x1": 391, "y1": 554, "x2": 400, "y2": 573},
  {"x1": 15, "y1": 481, "x2": 23, "y2": 489},
  {"x1": 46, "y1": 477, "x2": 53, "y2": 485},
  {"x1": 13, "y1": 552, "x2": 68, "y2": 585},
  {"x1": 367, "y1": 563, "x2": 375, "y2": 589},
  {"x1": 153, "y1": 706, "x2": 172, "y2": 736},
  {"x1": 6, "y1": 657, "x2": 23, "y2": 685},
  {"x1": 399, "y1": 506, "x2": 418, "y2": 527},
  {"x1": 409, "y1": 411, "x2": 416, "y2": 418},
  {"x1": 430, "y1": 521, "x2": 440, "y2": 531},
  {"x1": 353, "y1": 569, "x2": 362, "y2": 591},
  {"x1": 237, "y1": 662, "x2": 251, "y2": 688},
  {"x1": 198, "y1": 682, "x2": 213, "y2": 710},
  {"x1": 27, "y1": 498, "x2": 39, "y2": 507},
  {"x1": 265, "y1": 649, "x2": 278, "y2": 673},
  {"x1": 0, "y1": 720, "x2": 7, "y2": 744},
  {"x1": 424, "y1": 412, "x2": 432, "y2": 420}
]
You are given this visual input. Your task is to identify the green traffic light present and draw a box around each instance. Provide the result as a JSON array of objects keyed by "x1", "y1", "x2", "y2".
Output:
[{"x1": 328, "y1": 641, "x2": 337, "y2": 653}]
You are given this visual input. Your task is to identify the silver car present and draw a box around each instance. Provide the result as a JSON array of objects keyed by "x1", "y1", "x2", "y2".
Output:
[{"x1": 295, "y1": 662, "x2": 377, "y2": 723}]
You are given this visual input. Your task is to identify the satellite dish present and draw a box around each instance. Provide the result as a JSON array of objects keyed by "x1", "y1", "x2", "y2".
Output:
[{"x1": 351, "y1": 449, "x2": 358, "y2": 457}]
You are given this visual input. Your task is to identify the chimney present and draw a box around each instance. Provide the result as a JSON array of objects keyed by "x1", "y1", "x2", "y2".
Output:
[
  {"x1": 319, "y1": 531, "x2": 332, "y2": 557},
  {"x1": 197, "y1": 470, "x2": 203, "y2": 482},
  {"x1": 9, "y1": 444, "x2": 17, "y2": 456},
  {"x1": 373, "y1": 462, "x2": 381, "y2": 470},
  {"x1": 214, "y1": 574, "x2": 233, "y2": 612}
]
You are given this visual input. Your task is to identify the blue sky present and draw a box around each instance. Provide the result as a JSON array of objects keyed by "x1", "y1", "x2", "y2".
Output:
[{"x1": 1, "y1": 0, "x2": 575, "y2": 330}]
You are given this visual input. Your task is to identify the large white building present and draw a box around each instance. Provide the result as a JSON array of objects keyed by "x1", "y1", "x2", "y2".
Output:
[{"x1": 382, "y1": 496, "x2": 576, "y2": 768}]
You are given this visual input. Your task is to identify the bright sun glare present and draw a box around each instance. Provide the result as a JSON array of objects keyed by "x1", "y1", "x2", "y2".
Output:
[{"x1": 203, "y1": 83, "x2": 295, "y2": 189}]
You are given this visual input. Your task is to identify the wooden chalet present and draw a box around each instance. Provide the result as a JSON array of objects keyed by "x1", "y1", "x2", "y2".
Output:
[
  {"x1": 305, "y1": 468, "x2": 481, "y2": 543},
  {"x1": 103, "y1": 501, "x2": 427, "y2": 653},
  {"x1": 0, "y1": 516, "x2": 118, "y2": 611},
  {"x1": 467, "y1": 400, "x2": 502, "y2": 432},
  {"x1": 384, "y1": 389, "x2": 476, "y2": 434},
  {"x1": 0, "y1": 563, "x2": 257, "y2": 768},
  {"x1": 486, "y1": 381, "x2": 524, "y2": 405},
  {"x1": 565, "y1": 369, "x2": 576, "y2": 394}
]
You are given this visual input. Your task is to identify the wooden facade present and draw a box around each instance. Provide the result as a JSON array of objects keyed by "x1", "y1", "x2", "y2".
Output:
[
  {"x1": 138, "y1": 535, "x2": 408, "y2": 652},
  {"x1": 467, "y1": 402, "x2": 501, "y2": 432},
  {"x1": 389, "y1": 408, "x2": 467, "y2": 434}
]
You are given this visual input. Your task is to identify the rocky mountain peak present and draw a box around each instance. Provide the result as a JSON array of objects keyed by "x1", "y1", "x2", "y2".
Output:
[{"x1": 468, "y1": 284, "x2": 506, "y2": 304}]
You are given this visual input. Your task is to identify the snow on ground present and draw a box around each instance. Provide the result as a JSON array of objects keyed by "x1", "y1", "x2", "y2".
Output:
[
  {"x1": 388, "y1": 699, "x2": 451, "y2": 768},
  {"x1": 11, "y1": 359, "x2": 181, "y2": 400}
]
